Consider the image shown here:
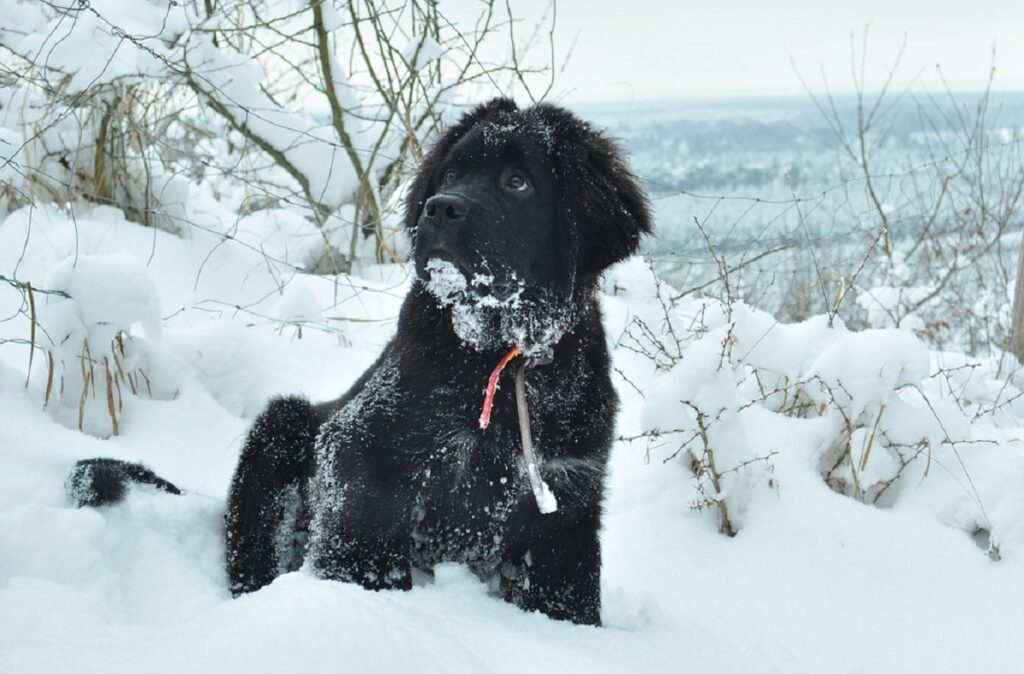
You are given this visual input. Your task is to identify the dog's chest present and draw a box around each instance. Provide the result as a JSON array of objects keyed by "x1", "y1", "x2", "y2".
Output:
[{"x1": 408, "y1": 422, "x2": 524, "y2": 571}]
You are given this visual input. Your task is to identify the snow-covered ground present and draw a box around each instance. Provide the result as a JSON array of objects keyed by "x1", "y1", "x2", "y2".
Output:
[{"x1": 1, "y1": 206, "x2": 1023, "y2": 674}]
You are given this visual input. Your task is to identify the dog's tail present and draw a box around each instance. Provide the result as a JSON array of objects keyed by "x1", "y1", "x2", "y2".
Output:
[{"x1": 66, "y1": 458, "x2": 181, "y2": 507}]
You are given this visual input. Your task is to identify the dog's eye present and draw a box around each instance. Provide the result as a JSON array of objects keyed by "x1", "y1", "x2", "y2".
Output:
[
  {"x1": 442, "y1": 169, "x2": 456, "y2": 186},
  {"x1": 505, "y1": 171, "x2": 529, "y2": 192}
]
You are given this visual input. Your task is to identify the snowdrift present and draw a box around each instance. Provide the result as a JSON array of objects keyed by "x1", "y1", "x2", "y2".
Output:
[{"x1": 1, "y1": 209, "x2": 1023, "y2": 673}]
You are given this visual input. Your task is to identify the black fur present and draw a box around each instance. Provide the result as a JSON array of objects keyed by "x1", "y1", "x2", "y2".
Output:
[
  {"x1": 66, "y1": 458, "x2": 180, "y2": 507},
  {"x1": 72, "y1": 99, "x2": 651, "y2": 626},
  {"x1": 223, "y1": 394, "x2": 344, "y2": 594}
]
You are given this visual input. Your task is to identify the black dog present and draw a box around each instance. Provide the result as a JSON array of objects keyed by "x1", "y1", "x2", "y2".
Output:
[{"x1": 68, "y1": 98, "x2": 651, "y2": 626}]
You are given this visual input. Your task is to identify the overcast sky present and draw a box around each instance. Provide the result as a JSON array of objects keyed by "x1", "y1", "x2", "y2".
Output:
[{"x1": 494, "y1": 0, "x2": 1024, "y2": 102}]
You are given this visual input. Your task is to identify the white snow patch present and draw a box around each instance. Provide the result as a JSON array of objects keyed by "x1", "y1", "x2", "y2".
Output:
[
  {"x1": 404, "y1": 35, "x2": 444, "y2": 71},
  {"x1": 1, "y1": 207, "x2": 1023, "y2": 673}
]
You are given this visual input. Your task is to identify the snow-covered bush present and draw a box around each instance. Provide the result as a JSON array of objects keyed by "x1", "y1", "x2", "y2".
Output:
[
  {"x1": 33, "y1": 253, "x2": 179, "y2": 437},
  {"x1": 610, "y1": 258, "x2": 1023, "y2": 555},
  {"x1": 0, "y1": 0, "x2": 561, "y2": 271}
]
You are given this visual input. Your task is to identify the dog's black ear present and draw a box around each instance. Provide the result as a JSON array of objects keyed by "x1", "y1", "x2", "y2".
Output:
[
  {"x1": 569, "y1": 133, "x2": 652, "y2": 274},
  {"x1": 535, "y1": 106, "x2": 652, "y2": 275},
  {"x1": 404, "y1": 98, "x2": 519, "y2": 236}
]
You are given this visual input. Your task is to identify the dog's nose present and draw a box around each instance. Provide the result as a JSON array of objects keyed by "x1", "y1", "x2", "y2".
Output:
[{"x1": 422, "y1": 194, "x2": 469, "y2": 225}]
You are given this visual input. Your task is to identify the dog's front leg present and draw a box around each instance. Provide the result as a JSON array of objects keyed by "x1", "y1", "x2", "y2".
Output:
[
  {"x1": 500, "y1": 457, "x2": 606, "y2": 625},
  {"x1": 500, "y1": 508, "x2": 602, "y2": 626},
  {"x1": 306, "y1": 442, "x2": 414, "y2": 591},
  {"x1": 307, "y1": 483, "x2": 413, "y2": 591}
]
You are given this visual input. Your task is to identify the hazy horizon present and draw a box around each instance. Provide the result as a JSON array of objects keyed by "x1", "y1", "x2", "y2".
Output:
[
  {"x1": 566, "y1": 87, "x2": 1024, "y2": 107},
  {"x1": 477, "y1": 0, "x2": 1024, "y2": 105}
]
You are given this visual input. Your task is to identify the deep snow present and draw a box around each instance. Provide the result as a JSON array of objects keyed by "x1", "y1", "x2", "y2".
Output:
[{"x1": 1, "y1": 207, "x2": 1023, "y2": 674}]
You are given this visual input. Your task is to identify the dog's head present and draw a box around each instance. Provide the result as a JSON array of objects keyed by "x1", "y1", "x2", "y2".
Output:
[{"x1": 405, "y1": 98, "x2": 651, "y2": 353}]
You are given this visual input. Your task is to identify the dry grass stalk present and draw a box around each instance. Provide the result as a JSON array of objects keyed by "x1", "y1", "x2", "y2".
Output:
[
  {"x1": 44, "y1": 351, "x2": 54, "y2": 407},
  {"x1": 53, "y1": 331, "x2": 151, "y2": 436},
  {"x1": 77, "y1": 340, "x2": 92, "y2": 431},
  {"x1": 103, "y1": 356, "x2": 119, "y2": 436},
  {"x1": 858, "y1": 404, "x2": 887, "y2": 473},
  {"x1": 25, "y1": 281, "x2": 37, "y2": 388}
]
